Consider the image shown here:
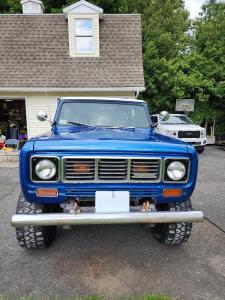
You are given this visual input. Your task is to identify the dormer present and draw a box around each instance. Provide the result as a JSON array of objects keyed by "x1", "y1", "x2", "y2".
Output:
[{"x1": 63, "y1": 0, "x2": 103, "y2": 58}]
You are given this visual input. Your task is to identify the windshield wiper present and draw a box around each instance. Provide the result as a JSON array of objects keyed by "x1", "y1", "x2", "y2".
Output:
[
  {"x1": 103, "y1": 126, "x2": 136, "y2": 131},
  {"x1": 163, "y1": 123, "x2": 187, "y2": 125},
  {"x1": 66, "y1": 123, "x2": 136, "y2": 131},
  {"x1": 67, "y1": 121, "x2": 96, "y2": 127}
]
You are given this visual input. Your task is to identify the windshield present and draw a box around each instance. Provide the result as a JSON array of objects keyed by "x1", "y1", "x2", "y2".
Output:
[
  {"x1": 57, "y1": 101, "x2": 150, "y2": 128},
  {"x1": 160, "y1": 115, "x2": 193, "y2": 125}
]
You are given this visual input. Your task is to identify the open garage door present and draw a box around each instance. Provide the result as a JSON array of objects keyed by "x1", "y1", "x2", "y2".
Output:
[{"x1": 0, "y1": 99, "x2": 27, "y2": 148}]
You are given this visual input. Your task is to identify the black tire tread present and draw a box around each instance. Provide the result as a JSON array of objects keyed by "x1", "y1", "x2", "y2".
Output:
[
  {"x1": 15, "y1": 193, "x2": 56, "y2": 249},
  {"x1": 197, "y1": 148, "x2": 205, "y2": 154},
  {"x1": 152, "y1": 199, "x2": 192, "y2": 245}
]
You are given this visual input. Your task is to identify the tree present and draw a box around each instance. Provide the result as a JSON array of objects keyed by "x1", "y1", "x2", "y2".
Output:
[
  {"x1": 0, "y1": 0, "x2": 225, "y2": 132},
  {"x1": 142, "y1": 0, "x2": 225, "y2": 132},
  {"x1": 195, "y1": 4, "x2": 225, "y2": 93},
  {"x1": 0, "y1": 0, "x2": 21, "y2": 13},
  {"x1": 188, "y1": 1, "x2": 225, "y2": 130},
  {"x1": 141, "y1": 0, "x2": 191, "y2": 112}
]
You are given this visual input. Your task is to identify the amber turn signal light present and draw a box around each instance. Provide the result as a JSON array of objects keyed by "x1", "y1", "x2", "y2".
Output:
[
  {"x1": 133, "y1": 165, "x2": 149, "y2": 173},
  {"x1": 36, "y1": 188, "x2": 58, "y2": 197},
  {"x1": 163, "y1": 189, "x2": 183, "y2": 197},
  {"x1": 73, "y1": 163, "x2": 90, "y2": 173}
]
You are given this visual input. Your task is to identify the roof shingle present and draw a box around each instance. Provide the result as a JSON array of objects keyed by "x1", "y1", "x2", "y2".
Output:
[{"x1": 0, "y1": 14, "x2": 145, "y2": 89}]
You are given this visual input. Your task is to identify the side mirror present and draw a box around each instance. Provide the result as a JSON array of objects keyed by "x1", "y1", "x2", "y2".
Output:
[
  {"x1": 152, "y1": 111, "x2": 170, "y2": 128},
  {"x1": 159, "y1": 111, "x2": 170, "y2": 122},
  {"x1": 37, "y1": 111, "x2": 48, "y2": 122}
]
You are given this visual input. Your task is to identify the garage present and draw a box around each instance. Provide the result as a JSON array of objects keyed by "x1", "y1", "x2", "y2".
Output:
[{"x1": 0, "y1": 99, "x2": 28, "y2": 149}]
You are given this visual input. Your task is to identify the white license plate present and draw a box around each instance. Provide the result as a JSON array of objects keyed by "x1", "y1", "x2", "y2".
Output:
[{"x1": 95, "y1": 191, "x2": 130, "y2": 213}]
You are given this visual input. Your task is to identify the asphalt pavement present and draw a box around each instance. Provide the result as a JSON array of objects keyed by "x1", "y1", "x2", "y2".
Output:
[
  {"x1": 0, "y1": 146, "x2": 224, "y2": 300},
  {"x1": 192, "y1": 146, "x2": 225, "y2": 231}
]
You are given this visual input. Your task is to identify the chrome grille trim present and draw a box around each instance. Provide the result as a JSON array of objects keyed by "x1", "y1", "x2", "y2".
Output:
[
  {"x1": 62, "y1": 156, "x2": 162, "y2": 183},
  {"x1": 63, "y1": 158, "x2": 95, "y2": 181},
  {"x1": 131, "y1": 159, "x2": 161, "y2": 180},
  {"x1": 98, "y1": 159, "x2": 127, "y2": 180}
]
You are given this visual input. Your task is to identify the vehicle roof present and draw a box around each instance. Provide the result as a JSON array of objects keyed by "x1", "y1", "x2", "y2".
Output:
[
  {"x1": 152, "y1": 113, "x2": 187, "y2": 117},
  {"x1": 59, "y1": 97, "x2": 146, "y2": 103}
]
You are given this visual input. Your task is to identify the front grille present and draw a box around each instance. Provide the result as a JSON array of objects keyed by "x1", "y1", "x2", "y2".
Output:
[
  {"x1": 98, "y1": 159, "x2": 127, "y2": 180},
  {"x1": 131, "y1": 159, "x2": 160, "y2": 180},
  {"x1": 63, "y1": 157, "x2": 161, "y2": 182},
  {"x1": 64, "y1": 158, "x2": 95, "y2": 181},
  {"x1": 178, "y1": 131, "x2": 200, "y2": 138}
]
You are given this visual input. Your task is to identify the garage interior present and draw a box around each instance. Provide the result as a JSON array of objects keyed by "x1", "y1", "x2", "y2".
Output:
[{"x1": 0, "y1": 99, "x2": 27, "y2": 148}]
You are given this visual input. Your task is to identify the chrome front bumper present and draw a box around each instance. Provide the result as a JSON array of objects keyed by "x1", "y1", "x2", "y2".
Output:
[{"x1": 11, "y1": 211, "x2": 204, "y2": 227}]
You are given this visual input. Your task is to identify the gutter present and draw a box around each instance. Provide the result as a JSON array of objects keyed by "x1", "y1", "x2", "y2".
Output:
[{"x1": 0, "y1": 87, "x2": 146, "y2": 93}]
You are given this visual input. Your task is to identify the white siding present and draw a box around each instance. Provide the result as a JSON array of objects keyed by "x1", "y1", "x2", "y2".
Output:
[{"x1": 26, "y1": 96, "x2": 57, "y2": 138}]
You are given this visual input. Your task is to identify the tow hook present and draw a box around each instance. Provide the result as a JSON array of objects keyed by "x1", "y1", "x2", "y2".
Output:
[
  {"x1": 141, "y1": 201, "x2": 156, "y2": 212},
  {"x1": 73, "y1": 202, "x2": 81, "y2": 214},
  {"x1": 61, "y1": 200, "x2": 80, "y2": 230},
  {"x1": 61, "y1": 200, "x2": 81, "y2": 214}
]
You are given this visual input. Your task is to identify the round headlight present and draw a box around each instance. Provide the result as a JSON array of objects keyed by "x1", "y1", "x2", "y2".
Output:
[
  {"x1": 201, "y1": 130, "x2": 206, "y2": 137},
  {"x1": 35, "y1": 159, "x2": 56, "y2": 180},
  {"x1": 167, "y1": 161, "x2": 186, "y2": 181}
]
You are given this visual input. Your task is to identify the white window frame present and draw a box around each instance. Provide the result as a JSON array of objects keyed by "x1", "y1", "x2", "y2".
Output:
[{"x1": 68, "y1": 14, "x2": 100, "y2": 57}]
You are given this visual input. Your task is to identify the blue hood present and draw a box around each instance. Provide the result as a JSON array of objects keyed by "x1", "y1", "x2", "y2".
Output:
[{"x1": 32, "y1": 127, "x2": 188, "y2": 154}]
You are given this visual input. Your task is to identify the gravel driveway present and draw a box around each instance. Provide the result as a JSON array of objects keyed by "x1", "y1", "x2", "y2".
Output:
[{"x1": 0, "y1": 146, "x2": 224, "y2": 300}]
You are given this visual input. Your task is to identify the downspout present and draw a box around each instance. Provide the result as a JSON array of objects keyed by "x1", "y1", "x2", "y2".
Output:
[{"x1": 135, "y1": 89, "x2": 140, "y2": 99}]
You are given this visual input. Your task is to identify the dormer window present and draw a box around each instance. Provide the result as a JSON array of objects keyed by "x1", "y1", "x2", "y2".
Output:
[
  {"x1": 75, "y1": 18, "x2": 93, "y2": 53},
  {"x1": 63, "y1": 0, "x2": 103, "y2": 58}
]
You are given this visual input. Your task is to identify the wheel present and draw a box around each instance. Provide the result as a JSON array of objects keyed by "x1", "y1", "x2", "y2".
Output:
[
  {"x1": 151, "y1": 199, "x2": 192, "y2": 245},
  {"x1": 15, "y1": 192, "x2": 56, "y2": 249},
  {"x1": 197, "y1": 148, "x2": 205, "y2": 154}
]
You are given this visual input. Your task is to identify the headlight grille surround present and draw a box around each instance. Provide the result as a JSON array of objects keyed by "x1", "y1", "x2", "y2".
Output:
[
  {"x1": 30, "y1": 156, "x2": 190, "y2": 183},
  {"x1": 164, "y1": 159, "x2": 190, "y2": 182},
  {"x1": 31, "y1": 156, "x2": 59, "y2": 182}
]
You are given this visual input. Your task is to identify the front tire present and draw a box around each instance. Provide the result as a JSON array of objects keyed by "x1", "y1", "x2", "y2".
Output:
[
  {"x1": 151, "y1": 199, "x2": 192, "y2": 245},
  {"x1": 15, "y1": 193, "x2": 56, "y2": 249},
  {"x1": 197, "y1": 147, "x2": 205, "y2": 154}
]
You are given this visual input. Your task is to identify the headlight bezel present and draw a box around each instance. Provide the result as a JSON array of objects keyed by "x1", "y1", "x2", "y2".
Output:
[
  {"x1": 165, "y1": 130, "x2": 177, "y2": 137},
  {"x1": 164, "y1": 158, "x2": 190, "y2": 183},
  {"x1": 201, "y1": 129, "x2": 206, "y2": 138},
  {"x1": 31, "y1": 156, "x2": 60, "y2": 182}
]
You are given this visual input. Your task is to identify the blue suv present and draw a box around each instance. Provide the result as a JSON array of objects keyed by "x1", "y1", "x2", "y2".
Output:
[{"x1": 12, "y1": 98, "x2": 203, "y2": 249}]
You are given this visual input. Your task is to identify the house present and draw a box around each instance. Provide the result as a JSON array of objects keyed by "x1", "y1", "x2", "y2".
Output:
[{"x1": 0, "y1": 0, "x2": 145, "y2": 139}]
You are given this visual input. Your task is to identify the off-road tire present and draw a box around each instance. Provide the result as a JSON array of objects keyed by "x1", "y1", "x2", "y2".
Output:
[
  {"x1": 197, "y1": 148, "x2": 205, "y2": 154},
  {"x1": 15, "y1": 193, "x2": 56, "y2": 249},
  {"x1": 151, "y1": 199, "x2": 192, "y2": 245}
]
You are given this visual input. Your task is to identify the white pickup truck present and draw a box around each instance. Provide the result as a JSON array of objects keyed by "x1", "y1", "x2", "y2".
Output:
[{"x1": 151, "y1": 114, "x2": 207, "y2": 153}]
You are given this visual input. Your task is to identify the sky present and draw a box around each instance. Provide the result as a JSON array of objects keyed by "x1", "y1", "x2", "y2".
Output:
[
  {"x1": 185, "y1": 0, "x2": 225, "y2": 18},
  {"x1": 185, "y1": 0, "x2": 206, "y2": 19}
]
